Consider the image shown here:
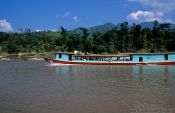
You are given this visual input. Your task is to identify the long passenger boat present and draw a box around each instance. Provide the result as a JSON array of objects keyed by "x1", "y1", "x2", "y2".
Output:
[{"x1": 44, "y1": 52, "x2": 175, "y2": 65}]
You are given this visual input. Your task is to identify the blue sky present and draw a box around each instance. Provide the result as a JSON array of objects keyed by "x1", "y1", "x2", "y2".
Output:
[{"x1": 0, "y1": 0, "x2": 175, "y2": 32}]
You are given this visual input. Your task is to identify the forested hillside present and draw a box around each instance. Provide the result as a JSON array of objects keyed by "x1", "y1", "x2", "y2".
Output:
[{"x1": 0, "y1": 21, "x2": 175, "y2": 54}]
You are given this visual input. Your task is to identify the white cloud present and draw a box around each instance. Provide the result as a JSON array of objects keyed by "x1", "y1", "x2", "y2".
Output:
[
  {"x1": 127, "y1": 10, "x2": 173, "y2": 23},
  {"x1": 127, "y1": 0, "x2": 175, "y2": 23},
  {"x1": 73, "y1": 16, "x2": 79, "y2": 22},
  {"x1": 128, "y1": 0, "x2": 175, "y2": 11},
  {"x1": 0, "y1": 19, "x2": 13, "y2": 32},
  {"x1": 49, "y1": 29, "x2": 57, "y2": 32},
  {"x1": 35, "y1": 29, "x2": 43, "y2": 32},
  {"x1": 59, "y1": 11, "x2": 81, "y2": 23},
  {"x1": 64, "y1": 11, "x2": 70, "y2": 17},
  {"x1": 127, "y1": 10, "x2": 163, "y2": 22}
]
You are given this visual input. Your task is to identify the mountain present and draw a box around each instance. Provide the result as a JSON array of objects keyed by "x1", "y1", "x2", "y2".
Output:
[
  {"x1": 140, "y1": 22, "x2": 155, "y2": 29},
  {"x1": 88, "y1": 23, "x2": 116, "y2": 33},
  {"x1": 71, "y1": 22, "x2": 175, "y2": 35},
  {"x1": 140, "y1": 22, "x2": 175, "y2": 29},
  {"x1": 170, "y1": 24, "x2": 175, "y2": 28},
  {"x1": 72, "y1": 23, "x2": 116, "y2": 34}
]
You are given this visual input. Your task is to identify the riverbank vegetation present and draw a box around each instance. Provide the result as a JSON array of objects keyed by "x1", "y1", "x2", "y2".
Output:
[
  {"x1": 0, "y1": 52, "x2": 52, "y2": 60},
  {"x1": 0, "y1": 21, "x2": 175, "y2": 59}
]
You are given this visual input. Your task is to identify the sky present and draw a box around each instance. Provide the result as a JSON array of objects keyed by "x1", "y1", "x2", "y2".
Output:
[{"x1": 0, "y1": 0, "x2": 175, "y2": 32}]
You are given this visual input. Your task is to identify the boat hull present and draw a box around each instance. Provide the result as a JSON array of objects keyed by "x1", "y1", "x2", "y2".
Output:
[{"x1": 43, "y1": 58, "x2": 175, "y2": 65}]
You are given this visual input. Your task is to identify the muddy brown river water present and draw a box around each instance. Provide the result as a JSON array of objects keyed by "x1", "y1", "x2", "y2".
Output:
[{"x1": 0, "y1": 61, "x2": 175, "y2": 113}]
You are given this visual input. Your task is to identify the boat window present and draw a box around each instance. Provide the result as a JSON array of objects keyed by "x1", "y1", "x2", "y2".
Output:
[
  {"x1": 164, "y1": 54, "x2": 168, "y2": 60},
  {"x1": 139, "y1": 57, "x2": 143, "y2": 62},
  {"x1": 59, "y1": 54, "x2": 62, "y2": 58},
  {"x1": 130, "y1": 56, "x2": 133, "y2": 61},
  {"x1": 69, "y1": 55, "x2": 72, "y2": 60}
]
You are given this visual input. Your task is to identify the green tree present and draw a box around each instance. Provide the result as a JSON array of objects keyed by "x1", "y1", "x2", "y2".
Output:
[{"x1": 131, "y1": 24, "x2": 144, "y2": 50}]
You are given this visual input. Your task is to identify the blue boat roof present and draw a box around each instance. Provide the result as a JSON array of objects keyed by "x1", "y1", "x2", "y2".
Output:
[
  {"x1": 54, "y1": 52, "x2": 75, "y2": 55},
  {"x1": 54, "y1": 52, "x2": 175, "y2": 56},
  {"x1": 130, "y1": 52, "x2": 175, "y2": 55}
]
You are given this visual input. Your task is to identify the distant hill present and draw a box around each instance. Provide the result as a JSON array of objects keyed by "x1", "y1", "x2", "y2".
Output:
[
  {"x1": 140, "y1": 22, "x2": 175, "y2": 29},
  {"x1": 171, "y1": 24, "x2": 175, "y2": 28},
  {"x1": 88, "y1": 23, "x2": 116, "y2": 33},
  {"x1": 140, "y1": 22, "x2": 155, "y2": 29},
  {"x1": 71, "y1": 22, "x2": 175, "y2": 35},
  {"x1": 72, "y1": 23, "x2": 116, "y2": 34}
]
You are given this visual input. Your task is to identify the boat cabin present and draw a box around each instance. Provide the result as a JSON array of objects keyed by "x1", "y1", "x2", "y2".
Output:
[
  {"x1": 130, "y1": 53, "x2": 175, "y2": 62},
  {"x1": 54, "y1": 52, "x2": 74, "y2": 61},
  {"x1": 54, "y1": 52, "x2": 175, "y2": 62},
  {"x1": 54, "y1": 52, "x2": 131, "y2": 61}
]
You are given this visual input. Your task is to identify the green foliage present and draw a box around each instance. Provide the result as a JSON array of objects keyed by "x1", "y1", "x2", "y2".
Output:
[
  {"x1": 20, "y1": 53, "x2": 36, "y2": 59},
  {"x1": 0, "y1": 22, "x2": 175, "y2": 54}
]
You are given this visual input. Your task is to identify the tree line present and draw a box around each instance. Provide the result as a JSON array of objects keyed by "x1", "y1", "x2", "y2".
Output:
[{"x1": 0, "y1": 21, "x2": 175, "y2": 54}]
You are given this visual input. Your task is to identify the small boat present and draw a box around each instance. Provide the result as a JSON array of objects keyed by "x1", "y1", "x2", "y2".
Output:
[{"x1": 44, "y1": 52, "x2": 175, "y2": 65}]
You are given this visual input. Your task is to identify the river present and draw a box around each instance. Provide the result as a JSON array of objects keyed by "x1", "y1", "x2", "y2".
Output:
[{"x1": 0, "y1": 60, "x2": 175, "y2": 113}]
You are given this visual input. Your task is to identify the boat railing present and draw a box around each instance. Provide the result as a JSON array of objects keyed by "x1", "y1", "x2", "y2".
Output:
[{"x1": 72, "y1": 54, "x2": 132, "y2": 61}]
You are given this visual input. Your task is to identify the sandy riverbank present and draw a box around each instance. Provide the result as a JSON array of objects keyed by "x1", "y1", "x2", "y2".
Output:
[
  {"x1": 0, "y1": 52, "x2": 52, "y2": 61},
  {"x1": 0, "y1": 57, "x2": 44, "y2": 61}
]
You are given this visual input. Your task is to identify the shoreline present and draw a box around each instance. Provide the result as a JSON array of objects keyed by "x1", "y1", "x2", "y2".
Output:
[
  {"x1": 0, "y1": 58, "x2": 44, "y2": 61},
  {"x1": 0, "y1": 52, "x2": 52, "y2": 61}
]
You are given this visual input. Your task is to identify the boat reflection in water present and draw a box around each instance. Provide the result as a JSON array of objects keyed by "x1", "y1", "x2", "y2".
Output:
[{"x1": 49, "y1": 64, "x2": 175, "y2": 113}]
